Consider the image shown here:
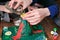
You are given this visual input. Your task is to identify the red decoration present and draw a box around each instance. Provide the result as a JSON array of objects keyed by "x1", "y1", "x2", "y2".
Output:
[
  {"x1": 13, "y1": 23, "x2": 24, "y2": 40},
  {"x1": 33, "y1": 30, "x2": 42, "y2": 33},
  {"x1": 53, "y1": 35, "x2": 58, "y2": 40}
]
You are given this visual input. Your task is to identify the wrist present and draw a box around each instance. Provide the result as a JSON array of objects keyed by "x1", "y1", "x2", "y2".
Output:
[{"x1": 44, "y1": 8, "x2": 50, "y2": 16}]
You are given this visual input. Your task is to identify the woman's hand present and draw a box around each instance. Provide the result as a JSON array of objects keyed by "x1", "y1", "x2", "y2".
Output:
[
  {"x1": 22, "y1": 8, "x2": 50, "y2": 25},
  {"x1": 0, "y1": 5, "x2": 11, "y2": 13},
  {"x1": 9, "y1": 0, "x2": 32, "y2": 10}
]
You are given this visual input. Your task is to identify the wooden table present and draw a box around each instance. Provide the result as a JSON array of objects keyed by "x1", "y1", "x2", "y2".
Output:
[
  {"x1": 41, "y1": 18, "x2": 60, "y2": 40},
  {"x1": 0, "y1": 17, "x2": 60, "y2": 40}
]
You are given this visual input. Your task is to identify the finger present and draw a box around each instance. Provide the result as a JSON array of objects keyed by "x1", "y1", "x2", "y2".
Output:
[
  {"x1": 10, "y1": 1, "x2": 15, "y2": 8},
  {"x1": 30, "y1": 20, "x2": 40, "y2": 25},
  {"x1": 1, "y1": 6, "x2": 12, "y2": 13},
  {"x1": 28, "y1": 6, "x2": 35, "y2": 11},
  {"x1": 14, "y1": 2, "x2": 20, "y2": 9},
  {"x1": 14, "y1": 2, "x2": 23, "y2": 9},
  {"x1": 30, "y1": 16, "x2": 44, "y2": 25},
  {"x1": 4, "y1": 9, "x2": 12, "y2": 13},
  {"x1": 23, "y1": 11, "x2": 39, "y2": 20},
  {"x1": 26, "y1": 15, "x2": 40, "y2": 20},
  {"x1": 25, "y1": 11, "x2": 35, "y2": 18},
  {"x1": 27, "y1": 18, "x2": 40, "y2": 23},
  {"x1": 8, "y1": 1, "x2": 12, "y2": 6}
]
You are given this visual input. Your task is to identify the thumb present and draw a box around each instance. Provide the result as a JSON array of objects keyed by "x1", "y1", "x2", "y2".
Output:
[{"x1": 28, "y1": 6, "x2": 35, "y2": 11}]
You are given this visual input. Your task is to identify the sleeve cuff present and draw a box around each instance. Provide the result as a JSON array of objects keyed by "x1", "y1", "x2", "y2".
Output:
[{"x1": 48, "y1": 4, "x2": 59, "y2": 18}]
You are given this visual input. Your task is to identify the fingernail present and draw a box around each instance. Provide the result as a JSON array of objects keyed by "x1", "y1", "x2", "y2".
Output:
[{"x1": 14, "y1": 7, "x2": 16, "y2": 9}]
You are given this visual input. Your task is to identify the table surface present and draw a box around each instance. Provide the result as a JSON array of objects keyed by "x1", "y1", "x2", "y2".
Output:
[{"x1": 0, "y1": 17, "x2": 60, "y2": 40}]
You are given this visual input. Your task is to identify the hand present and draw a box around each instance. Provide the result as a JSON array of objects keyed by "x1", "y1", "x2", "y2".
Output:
[
  {"x1": 0, "y1": 5, "x2": 11, "y2": 13},
  {"x1": 22, "y1": 8, "x2": 50, "y2": 25},
  {"x1": 9, "y1": 0, "x2": 32, "y2": 9}
]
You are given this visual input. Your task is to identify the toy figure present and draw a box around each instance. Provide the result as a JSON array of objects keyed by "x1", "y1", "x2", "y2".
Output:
[{"x1": 50, "y1": 28, "x2": 58, "y2": 40}]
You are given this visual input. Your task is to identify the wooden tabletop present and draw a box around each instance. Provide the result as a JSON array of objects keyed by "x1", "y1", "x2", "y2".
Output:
[
  {"x1": 41, "y1": 18, "x2": 60, "y2": 40},
  {"x1": 0, "y1": 17, "x2": 60, "y2": 40}
]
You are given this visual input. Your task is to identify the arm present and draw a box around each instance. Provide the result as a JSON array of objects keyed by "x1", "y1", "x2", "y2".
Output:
[
  {"x1": 32, "y1": 0, "x2": 59, "y2": 18},
  {"x1": 0, "y1": 5, "x2": 11, "y2": 13},
  {"x1": 42, "y1": 0, "x2": 58, "y2": 18},
  {"x1": 48, "y1": 4, "x2": 59, "y2": 18}
]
